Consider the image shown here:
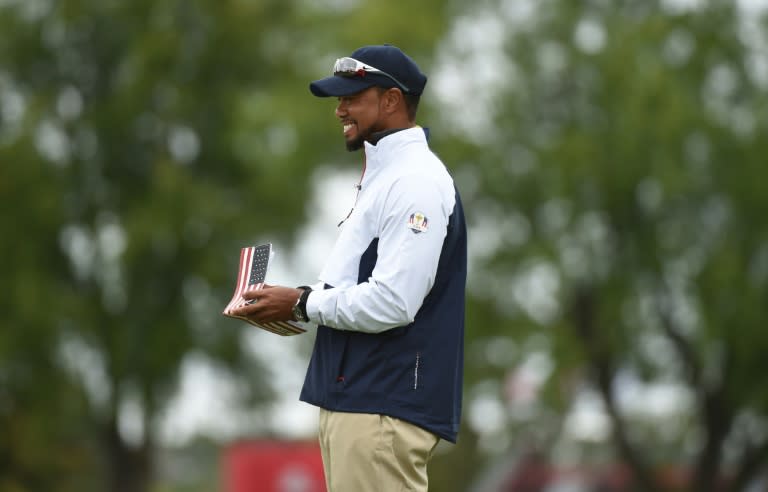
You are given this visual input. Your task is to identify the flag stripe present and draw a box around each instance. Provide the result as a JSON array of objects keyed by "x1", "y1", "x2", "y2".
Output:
[{"x1": 225, "y1": 247, "x2": 249, "y2": 313}]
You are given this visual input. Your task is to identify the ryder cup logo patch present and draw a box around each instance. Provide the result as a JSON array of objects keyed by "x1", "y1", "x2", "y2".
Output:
[{"x1": 407, "y1": 212, "x2": 429, "y2": 233}]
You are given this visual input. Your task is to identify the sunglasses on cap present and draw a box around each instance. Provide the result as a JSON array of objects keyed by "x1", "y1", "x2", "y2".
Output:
[{"x1": 333, "y1": 57, "x2": 411, "y2": 93}]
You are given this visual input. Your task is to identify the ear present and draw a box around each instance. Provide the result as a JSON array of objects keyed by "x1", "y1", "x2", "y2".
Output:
[{"x1": 381, "y1": 88, "x2": 403, "y2": 115}]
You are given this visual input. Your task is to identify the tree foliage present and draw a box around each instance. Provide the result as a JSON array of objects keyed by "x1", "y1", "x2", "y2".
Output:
[
  {"x1": 434, "y1": 0, "x2": 768, "y2": 490},
  {"x1": 0, "y1": 0, "x2": 452, "y2": 490}
]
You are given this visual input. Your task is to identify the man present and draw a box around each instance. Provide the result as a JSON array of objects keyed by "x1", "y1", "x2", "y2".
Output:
[{"x1": 231, "y1": 44, "x2": 467, "y2": 492}]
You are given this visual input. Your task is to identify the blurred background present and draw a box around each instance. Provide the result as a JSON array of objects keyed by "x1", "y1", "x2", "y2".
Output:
[{"x1": 2, "y1": 0, "x2": 768, "y2": 491}]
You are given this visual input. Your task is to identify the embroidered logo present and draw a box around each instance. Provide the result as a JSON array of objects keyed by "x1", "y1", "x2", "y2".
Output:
[{"x1": 407, "y1": 212, "x2": 429, "y2": 233}]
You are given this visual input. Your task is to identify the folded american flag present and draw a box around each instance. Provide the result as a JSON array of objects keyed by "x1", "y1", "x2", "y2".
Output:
[{"x1": 222, "y1": 244, "x2": 306, "y2": 336}]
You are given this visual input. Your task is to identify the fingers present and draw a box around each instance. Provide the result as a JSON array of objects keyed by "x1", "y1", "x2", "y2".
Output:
[
  {"x1": 231, "y1": 302, "x2": 282, "y2": 323},
  {"x1": 230, "y1": 288, "x2": 277, "y2": 319},
  {"x1": 242, "y1": 286, "x2": 264, "y2": 301},
  {"x1": 230, "y1": 299, "x2": 263, "y2": 318},
  {"x1": 229, "y1": 285, "x2": 298, "y2": 322}
]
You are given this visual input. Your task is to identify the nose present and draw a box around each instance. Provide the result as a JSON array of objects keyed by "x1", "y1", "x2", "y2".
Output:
[{"x1": 335, "y1": 99, "x2": 347, "y2": 119}]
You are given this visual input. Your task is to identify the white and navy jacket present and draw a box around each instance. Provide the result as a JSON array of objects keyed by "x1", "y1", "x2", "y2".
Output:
[{"x1": 300, "y1": 127, "x2": 467, "y2": 442}]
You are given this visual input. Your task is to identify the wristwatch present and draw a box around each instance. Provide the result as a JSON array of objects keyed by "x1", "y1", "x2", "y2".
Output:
[{"x1": 291, "y1": 286, "x2": 312, "y2": 322}]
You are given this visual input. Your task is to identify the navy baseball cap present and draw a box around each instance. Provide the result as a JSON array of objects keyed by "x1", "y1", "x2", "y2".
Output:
[{"x1": 310, "y1": 44, "x2": 428, "y2": 97}]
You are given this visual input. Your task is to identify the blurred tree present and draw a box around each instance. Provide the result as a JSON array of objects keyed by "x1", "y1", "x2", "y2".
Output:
[
  {"x1": 12, "y1": 0, "x2": 768, "y2": 490},
  {"x1": 430, "y1": 0, "x2": 768, "y2": 490},
  {"x1": 0, "y1": 0, "x2": 453, "y2": 491}
]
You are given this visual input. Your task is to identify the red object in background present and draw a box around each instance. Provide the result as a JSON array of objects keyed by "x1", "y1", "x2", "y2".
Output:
[{"x1": 223, "y1": 440, "x2": 326, "y2": 492}]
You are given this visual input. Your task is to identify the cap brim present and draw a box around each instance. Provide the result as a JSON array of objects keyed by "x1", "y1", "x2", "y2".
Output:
[{"x1": 309, "y1": 75, "x2": 378, "y2": 97}]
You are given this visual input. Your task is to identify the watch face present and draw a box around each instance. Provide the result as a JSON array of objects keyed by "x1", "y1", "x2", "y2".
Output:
[{"x1": 292, "y1": 305, "x2": 304, "y2": 322}]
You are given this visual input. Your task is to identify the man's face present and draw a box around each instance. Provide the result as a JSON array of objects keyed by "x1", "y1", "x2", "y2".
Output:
[{"x1": 335, "y1": 87, "x2": 385, "y2": 151}]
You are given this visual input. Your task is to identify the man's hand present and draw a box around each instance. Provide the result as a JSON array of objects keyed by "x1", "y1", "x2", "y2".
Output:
[{"x1": 229, "y1": 285, "x2": 303, "y2": 323}]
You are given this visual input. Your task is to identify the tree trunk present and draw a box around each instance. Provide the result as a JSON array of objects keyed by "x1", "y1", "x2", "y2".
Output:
[
  {"x1": 692, "y1": 387, "x2": 732, "y2": 492},
  {"x1": 104, "y1": 417, "x2": 153, "y2": 492},
  {"x1": 570, "y1": 285, "x2": 661, "y2": 492}
]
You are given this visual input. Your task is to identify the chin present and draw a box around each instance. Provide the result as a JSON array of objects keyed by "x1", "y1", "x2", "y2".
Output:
[{"x1": 345, "y1": 135, "x2": 365, "y2": 151}]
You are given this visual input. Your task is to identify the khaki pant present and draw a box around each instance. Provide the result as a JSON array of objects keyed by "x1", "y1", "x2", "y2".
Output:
[{"x1": 318, "y1": 409, "x2": 440, "y2": 492}]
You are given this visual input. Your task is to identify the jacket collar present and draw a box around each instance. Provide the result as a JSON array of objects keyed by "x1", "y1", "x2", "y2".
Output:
[
  {"x1": 363, "y1": 126, "x2": 428, "y2": 166},
  {"x1": 366, "y1": 128, "x2": 408, "y2": 146}
]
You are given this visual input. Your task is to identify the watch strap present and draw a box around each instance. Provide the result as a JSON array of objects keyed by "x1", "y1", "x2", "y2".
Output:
[{"x1": 295, "y1": 286, "x2": 312, "y2": 322}]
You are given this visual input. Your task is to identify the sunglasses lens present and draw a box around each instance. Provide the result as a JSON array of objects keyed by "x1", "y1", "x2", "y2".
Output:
[
  {"x1": 330, "y1": 57, "x2": 410, "y2": 93},
  {"x1": 334, "y1": 58, "x2": 359, "y2": 75}
]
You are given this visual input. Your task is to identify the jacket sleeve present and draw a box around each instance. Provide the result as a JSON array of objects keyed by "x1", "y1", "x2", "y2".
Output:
[{"x1": 305, "y1": 175, "x2": 451, "y2": 333}]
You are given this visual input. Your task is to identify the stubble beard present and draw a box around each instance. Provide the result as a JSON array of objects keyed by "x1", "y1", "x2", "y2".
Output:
[
  {"x1": 346, "y1": 135, "x2": 365, "y2": 152},
  {"x1": 345, "y1": 120, "x2": 380, "y2": 152}
]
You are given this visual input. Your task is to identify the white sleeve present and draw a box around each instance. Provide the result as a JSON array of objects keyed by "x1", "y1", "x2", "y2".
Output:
[
  {"x1": 305, "y1": 176, "x2": 450, "y2": 333},
  {"x1": 307, "y1": 281, "x2": 326, "y2": 291}
]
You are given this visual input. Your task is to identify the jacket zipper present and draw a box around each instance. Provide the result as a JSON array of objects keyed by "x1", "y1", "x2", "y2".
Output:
[
  {"x1": 413, "y1": 352, "x2": 420, "y2": 390},
  {"x1": 337, "y1": 155, "x2": 366, "y2": 227}
]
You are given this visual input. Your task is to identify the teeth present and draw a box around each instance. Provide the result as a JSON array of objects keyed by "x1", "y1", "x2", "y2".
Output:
[{"x1": 343, "y1": 123, "x2": 354, "y2": 133}]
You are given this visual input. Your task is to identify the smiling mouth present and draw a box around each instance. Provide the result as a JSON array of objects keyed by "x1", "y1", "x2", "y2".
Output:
[{"x1": 343, "y1": 122, "x2": 356, "y2": 135}]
